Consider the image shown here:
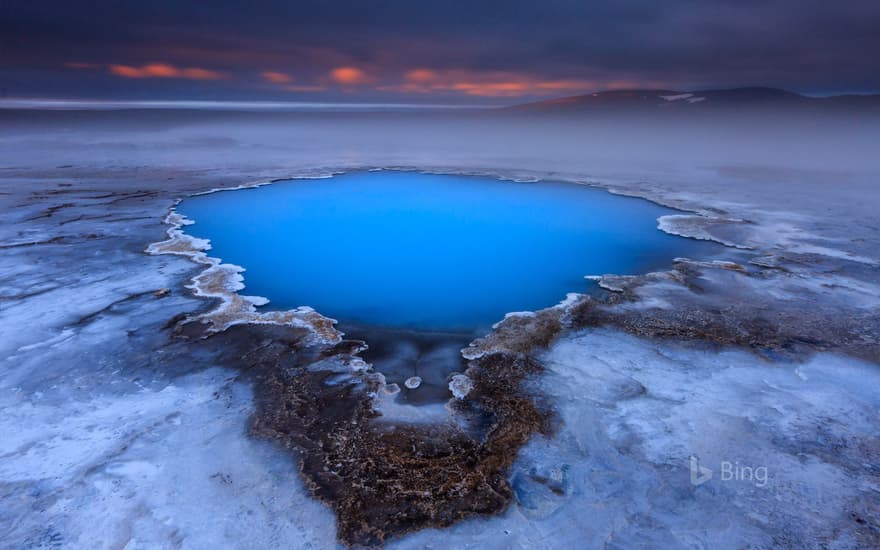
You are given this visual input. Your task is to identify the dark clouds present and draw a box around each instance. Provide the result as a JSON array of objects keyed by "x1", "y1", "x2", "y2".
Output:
[{"x1": 2, "y1": 0, "x2": 878, "y2": 102}]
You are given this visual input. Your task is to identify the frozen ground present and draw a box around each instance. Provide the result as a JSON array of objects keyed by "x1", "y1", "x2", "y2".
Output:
[
  {"x1": 399, "y1": 331, "x2": 880, "y2": 548},
  {"x1": 1, "y1": 108, "x2": 878, "y2": 547}
]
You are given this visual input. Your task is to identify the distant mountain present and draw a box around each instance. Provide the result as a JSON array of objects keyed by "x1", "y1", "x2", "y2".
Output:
[{"x1": 505, "y1": 87, "x2": 880, "y2": 112}]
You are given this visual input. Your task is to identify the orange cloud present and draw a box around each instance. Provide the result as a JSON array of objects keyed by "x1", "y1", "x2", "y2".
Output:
[
  {"x1": 451, "y1": 81, "x2": 530, "y2": 96},
  {"x1": 109, "y1": 63, "x2": 225, "y2": 80},
  {"x1": 330, "y1": 66, "x2": 373, "y2": 86},
  {"x1": 405, "y1": 68, "x2": 438, "y2": 83},
  {"x1": 262, "y1": 70, "x2": 294, "y2": 84},
  {"x1": 383, "y1": 69, "x2": 652, "y2": 97}
]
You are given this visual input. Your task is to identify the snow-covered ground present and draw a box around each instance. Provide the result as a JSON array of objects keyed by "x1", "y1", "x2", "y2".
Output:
[
  {"x1": 1, "y1": 109, "x2": 878, "y2": 548},
  {"x1": 399, "y1": 331, "x2": 880, "y2": 548}
]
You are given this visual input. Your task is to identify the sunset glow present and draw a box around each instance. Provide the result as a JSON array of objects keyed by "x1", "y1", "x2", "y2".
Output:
[
  {"x1": 108, "y1": 63, "x2": 225, "y2": 80},
  {"x1": 330, "y1": 67, "x2": 373, "y2": 86},
  {"x1": 59, "y1": 60, "x2": 680, "y2": 99},
  {"x1": 7, "y1": 1, "x2": 879, "y2": 103},
  {"x1": 261, "y1": 71, "x2": 294, "y2": 84},
  {"x1": 385, "y1": 70, "x2": 640, "y2": 97}
]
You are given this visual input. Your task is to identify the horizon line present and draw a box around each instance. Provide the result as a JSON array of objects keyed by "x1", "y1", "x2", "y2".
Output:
[
  {"x1": 0, "y1": 98, "x2": 490, "y2": 112},
  {"x1": 3, "y1": 88, "x2": 878, "y2": 113}
]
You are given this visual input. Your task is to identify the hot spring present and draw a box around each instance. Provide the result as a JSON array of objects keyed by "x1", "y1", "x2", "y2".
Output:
[{"x1": 177, "y1": 171, "x2": 717, "y2": 333}]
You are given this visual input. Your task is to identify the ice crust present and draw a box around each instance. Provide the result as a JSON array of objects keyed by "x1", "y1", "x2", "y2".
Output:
[
  {"x1": 1, "y1": 108, "x2": 878, "y2": 547},
  {"x1": 448, "y1": 374, "x2": 475, "y2": 400},
  {"x1": 0, "y1": 369, "x2": 338, "y2": 548},
  {"x1": 394, "y1": 330, "x2": 880, "y2": 549},
  {"x1": 146, "y1": 209, "x2": 342, "y2": 342}
]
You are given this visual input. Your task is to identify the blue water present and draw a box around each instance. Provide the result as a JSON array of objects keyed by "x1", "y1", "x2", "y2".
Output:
[{"x1": 177, "y1": 171, "x2": 714, "y2": 331}]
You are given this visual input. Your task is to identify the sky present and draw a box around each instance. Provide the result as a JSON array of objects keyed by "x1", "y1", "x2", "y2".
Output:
[{"x1": 3, "y1": 0, "x2": 879, "y2": 104}]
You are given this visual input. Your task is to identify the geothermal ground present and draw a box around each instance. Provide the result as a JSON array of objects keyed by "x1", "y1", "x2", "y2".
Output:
[{"x1": 1, "y1": 109, "x2": 878, "y2": 548}]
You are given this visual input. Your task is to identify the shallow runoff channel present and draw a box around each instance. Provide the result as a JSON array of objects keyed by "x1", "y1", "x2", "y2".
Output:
[{"x1": 175, "y1": 170, "x2": 722, "y2": 401}]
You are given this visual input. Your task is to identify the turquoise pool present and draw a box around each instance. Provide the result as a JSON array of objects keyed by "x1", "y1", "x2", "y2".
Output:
[{"x1": 177, "y1": 171, "x2": 716, "y2": 331}]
